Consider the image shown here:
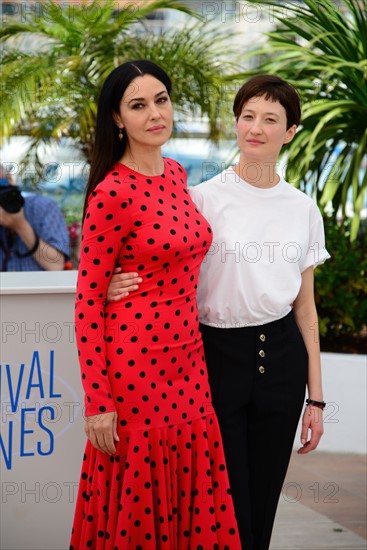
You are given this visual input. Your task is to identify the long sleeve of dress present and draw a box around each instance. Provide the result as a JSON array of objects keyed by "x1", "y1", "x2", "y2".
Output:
[{"x1": 75, "y1": 171, "x2": 132, "y2": 416}]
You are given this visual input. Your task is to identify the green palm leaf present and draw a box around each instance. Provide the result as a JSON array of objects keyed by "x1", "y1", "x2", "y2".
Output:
[
  {"x1": 244, "y1": 0, "x2": 367, "y2": 239},
  {"x1": 0, "y1": 0, "x2": 238, "y2": 168}
]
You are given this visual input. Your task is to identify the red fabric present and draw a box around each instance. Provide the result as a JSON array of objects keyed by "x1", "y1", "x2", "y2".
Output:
[{"x1": 70, "y1": 159, "x2": 241, "y2": 549}]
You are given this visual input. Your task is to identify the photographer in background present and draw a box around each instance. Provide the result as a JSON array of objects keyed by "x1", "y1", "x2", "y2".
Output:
[{"x1": 0, "y1": 163, "x2": 70, "y2": 271}]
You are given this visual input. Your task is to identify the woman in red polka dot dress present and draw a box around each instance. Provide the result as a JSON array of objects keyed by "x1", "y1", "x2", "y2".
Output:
[{"x1": 70, "y1": 60, "x2": 241, "y2": 550}]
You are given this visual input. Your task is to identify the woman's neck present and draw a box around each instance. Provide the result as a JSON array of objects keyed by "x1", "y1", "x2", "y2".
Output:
[
  {"x1": 120, "y1": 145, "x2": 165, "y2": 176},
  {"x1": 234, "y1": 157, "x2": 280, "y2": 188}
]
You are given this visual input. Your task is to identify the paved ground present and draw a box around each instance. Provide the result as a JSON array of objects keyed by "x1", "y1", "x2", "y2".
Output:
[{"x1": 270, "y1": 451, "x2": 367, "y2": 549}]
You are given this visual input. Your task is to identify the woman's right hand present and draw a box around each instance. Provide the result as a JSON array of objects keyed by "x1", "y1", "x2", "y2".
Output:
[
  {"x1": 107, "y1": 267, "x2": 142, "y2": 301},
  {"x1": 84, "y1": 411, "x2": 119, "y2": 455}
]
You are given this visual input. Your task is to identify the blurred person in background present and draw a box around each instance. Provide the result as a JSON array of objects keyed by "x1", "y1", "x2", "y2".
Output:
[{"x1": 0, "y1": 163, "x2": 70, "y2": 271}]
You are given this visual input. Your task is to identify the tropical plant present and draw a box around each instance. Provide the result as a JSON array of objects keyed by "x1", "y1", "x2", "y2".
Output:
[
  {"x1": 315, "y1": 217, "x2": 367, "y2": 346},
  {"x1": 243, "y1": 0, "x2": 367, "y2": 240},
  {"x1": 0, "y1": 0, "x2": 238, "y2": 173}
]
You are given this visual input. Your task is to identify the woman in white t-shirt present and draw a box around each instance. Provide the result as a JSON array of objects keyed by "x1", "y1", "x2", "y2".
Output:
[{"x1": 107, "y1": 75, "x2": 329, "y2": 550}]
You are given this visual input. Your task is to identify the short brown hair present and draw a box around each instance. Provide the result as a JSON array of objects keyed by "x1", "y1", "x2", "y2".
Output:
[{"x1": 233, "y1": 75, "x2": 301, "y2": 129}]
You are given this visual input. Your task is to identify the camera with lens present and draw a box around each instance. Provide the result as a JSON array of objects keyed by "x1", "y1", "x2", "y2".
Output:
[{"x1": 0, "y1": 180, "x2": 25, "y2": 213}]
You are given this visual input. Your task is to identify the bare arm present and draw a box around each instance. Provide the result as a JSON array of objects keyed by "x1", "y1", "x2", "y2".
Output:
[{"x1": 293, "y1": 266, "x2": 324, "y2": 454}]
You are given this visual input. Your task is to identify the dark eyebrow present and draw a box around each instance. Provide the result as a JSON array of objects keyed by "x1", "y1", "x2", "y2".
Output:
[
  {"x1": 128, "y1": 90, "x2": 167, "y2": 104},
  {"x1": 242, "y1": 108, "x2": 280, "y2": 117}
]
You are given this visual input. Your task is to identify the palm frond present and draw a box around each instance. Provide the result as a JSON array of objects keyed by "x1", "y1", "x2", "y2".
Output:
[
  {"x1": 243, "y1": 0, "x2": 367, "y2": 239},
  {"x1": 0, "y1": 0, "x2": 236, "y2": 171}
]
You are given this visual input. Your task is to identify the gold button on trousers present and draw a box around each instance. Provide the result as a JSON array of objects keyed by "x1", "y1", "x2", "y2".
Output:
[{"x1": 200, "y1": 310, "x2": 308, "y2": 550}]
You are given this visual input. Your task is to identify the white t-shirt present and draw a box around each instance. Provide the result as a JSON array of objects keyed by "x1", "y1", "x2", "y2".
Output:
[{"x1": 190, "y1": 167, "x2": 330, "y2": 328}]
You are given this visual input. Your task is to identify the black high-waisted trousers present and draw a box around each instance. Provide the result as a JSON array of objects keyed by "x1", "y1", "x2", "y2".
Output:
[{"x1": 200, "y1": 310, "x2": 308, "y2": 550}]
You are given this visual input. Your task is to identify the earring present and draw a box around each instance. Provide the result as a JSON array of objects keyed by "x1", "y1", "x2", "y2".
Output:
[{"x1": 118, "y1": 128, "x2": 124, "y2": 141}]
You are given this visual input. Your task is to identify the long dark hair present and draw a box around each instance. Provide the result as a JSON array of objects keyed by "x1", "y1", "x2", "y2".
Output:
[{"x1": 84, "y1": 60, "x2": 172, "y2": 216}]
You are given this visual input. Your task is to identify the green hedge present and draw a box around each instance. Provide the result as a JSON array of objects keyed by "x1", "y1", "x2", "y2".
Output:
[{"x1": 315, "y1": 219, "x2": 367, "y2": 338}]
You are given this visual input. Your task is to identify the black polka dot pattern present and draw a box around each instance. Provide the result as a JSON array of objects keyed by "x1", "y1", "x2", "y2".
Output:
[{"x1": 71, "y1": 159, "x2": 240, "y2": 549}]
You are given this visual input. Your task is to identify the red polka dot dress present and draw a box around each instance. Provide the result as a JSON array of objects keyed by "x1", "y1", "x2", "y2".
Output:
[{"x1": 70, "y1": 159, "x2": 241, "y2": 550}]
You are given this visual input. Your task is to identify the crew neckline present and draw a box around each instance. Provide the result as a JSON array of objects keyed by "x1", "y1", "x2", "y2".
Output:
[
  {"x1": 226, "y1": 166, "x2": 285, "y2": 196},
  {"x1": 118, "y1": 157, "x2": 167, "y2": 179}
]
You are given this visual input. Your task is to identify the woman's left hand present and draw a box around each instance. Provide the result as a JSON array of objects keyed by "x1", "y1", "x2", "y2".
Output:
[{"x1": 297, "y1": 404, "x2": 324, "y2": 454}]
